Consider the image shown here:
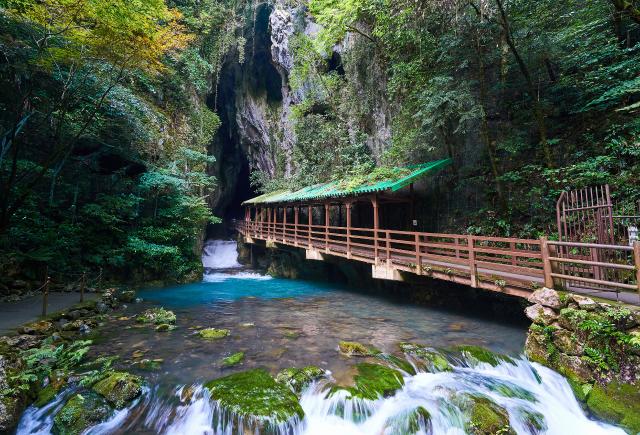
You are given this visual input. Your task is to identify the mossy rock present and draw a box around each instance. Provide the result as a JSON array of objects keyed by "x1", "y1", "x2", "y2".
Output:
[
  {"x1": 338, "y1": 341, "x2": 380, "y2": 357},
  {"x1": 460, "y1": 395, "x2": 515, "y2": 435},
  {"x1": 332, "y1": 363, "x2": 404, "y2": 401},
  {"x1": 199, "y1": 328, "x2": 230, "y2": 340},
  {"x1": 457, "y1": 345, "x2": 514, "y2": 367},
  {"x1": 132, "y1": 358, "x2": 163, "y2": 371},
  {"x1": 376, "y1": 353, "x2": 416, "y2": 375},
  {"x1": 155, "y1": 323, "x2": 176, "y2": 332},
  {"x1": 204, "y1": 369, "x2": 304, "y2": 424},
  {"x1": 136, "y1": 308, "x2": 176, "y2": 325},
  {"x1": 399, "y1": 342, "x2": 450, "y2": 372},
  {"x1": 520, "y1": 409, "x2": 547, "y2": 434},
  {"x1": 384, "y1": 406, "x2": 431, "y2": 434},
  {"x1": 275, "y1": 366, "x2": 327, "y2": 393},
  {"x1": 221, "y1": 352, "x2": 245, "y2": 367},
  {"x1": 52, "y1": 392, "x2": 112, "y2": 435},
  {"x1": 586, "y1": 381, "x2": 640, "y2": 434},
  {"x1": 92, "y1": 371, "x2": 142, "y2": 409}
]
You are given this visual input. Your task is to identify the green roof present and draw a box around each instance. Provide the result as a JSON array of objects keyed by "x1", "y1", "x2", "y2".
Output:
[{"x1": 242, "y1": 158, "x2": 452, "y2": 205}]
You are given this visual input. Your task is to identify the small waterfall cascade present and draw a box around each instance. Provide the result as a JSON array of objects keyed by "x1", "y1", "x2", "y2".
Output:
[
  {"x1": 18, "y1": 355, "x2": 625, "y2": 434},
  {"x1": 202, "y1": 240, "x2": 242, "y2": 270}
]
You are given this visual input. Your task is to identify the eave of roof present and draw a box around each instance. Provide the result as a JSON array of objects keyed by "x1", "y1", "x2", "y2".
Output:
[{"x1": 242, "y1": 158, "x2": 452, "y2": 205}]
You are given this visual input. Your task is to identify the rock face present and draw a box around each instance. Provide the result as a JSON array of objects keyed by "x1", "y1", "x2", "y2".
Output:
[{"x1": 523, "y1": 288, "x2": 640, "y2": 433}]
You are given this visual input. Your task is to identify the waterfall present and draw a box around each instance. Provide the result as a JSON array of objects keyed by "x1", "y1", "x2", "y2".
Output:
[{"x1": 202, "y1": 240, "x2": 242, "y2": 269}]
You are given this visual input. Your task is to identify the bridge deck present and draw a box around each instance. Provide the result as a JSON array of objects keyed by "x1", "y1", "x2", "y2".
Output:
[{"x1": 237, "y1": 221, "x2": 640, "y2": 305}]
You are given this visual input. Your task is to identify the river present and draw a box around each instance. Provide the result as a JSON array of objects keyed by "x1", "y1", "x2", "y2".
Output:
[{"x1": 16, "y1": 240, "x2": 624, "y2": 434}]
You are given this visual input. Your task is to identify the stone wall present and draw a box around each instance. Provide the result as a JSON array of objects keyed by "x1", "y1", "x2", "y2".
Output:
[{"x1": 524, "y1": 288, "x2": 640, "y2": 433}]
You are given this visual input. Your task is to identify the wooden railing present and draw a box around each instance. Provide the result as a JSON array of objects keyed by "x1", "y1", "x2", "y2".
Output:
[{"x1": 236, "y1": 220, "x2": 640, "y2": 300}]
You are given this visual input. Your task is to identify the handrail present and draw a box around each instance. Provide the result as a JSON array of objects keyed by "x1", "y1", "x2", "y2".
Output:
[{"x1": 235, "y1": 220, "x2": 639, "y2": 297}]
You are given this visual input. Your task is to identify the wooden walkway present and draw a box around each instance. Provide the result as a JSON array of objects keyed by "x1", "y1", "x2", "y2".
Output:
[{"x1": 236, "y1": 221, "x2": 640, "y2": 305}]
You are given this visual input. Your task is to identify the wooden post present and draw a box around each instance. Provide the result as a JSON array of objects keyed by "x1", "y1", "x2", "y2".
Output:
[
  {"x1": 415, "y1": 233, "x2": 422, "y2": 274},
  {"x1": 294, "y1": 206, "x2": 299, "y2": 246},
  {"x1": 386, "y1": 230, "x2": 391, "y2": 265},
  {"x1": 308, "y1": 205, "x2": 312, "y2": 247},
  {"x1": 42, "y1": 276, "x2": 50, "y2": 317},
  {"x1": 267, "y1": 207, "x2": 271, "y2": 239},
  {"x1": 346, "y1": 202, "x2": 352, "y2": 259},
  {"x1": 373, "y1": 196, "x2": 379, "y2": 264},
  {"x1": 468, "y1": 235, "x2": 477, "y2": 288},
  {"x1": 634, "y1": 241, "x2": 640, "y2": 297},
  {"x1": 540, "y1": 237, "x2": 554, "y2": 288},
  {"x1": 324, "y1": 203, "x2": 330, "y2": 253},
  {"x1": 80, "y1": 272, "x2": 86, "y2": 303},
  {"x1": 283, "y1": 205, "x2": 287, "y2": 243}
]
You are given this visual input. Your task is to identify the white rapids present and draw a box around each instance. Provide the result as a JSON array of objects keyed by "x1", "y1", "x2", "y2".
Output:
[{"x1": 202, "y1": 240, "x2": 242, "y2": 269}]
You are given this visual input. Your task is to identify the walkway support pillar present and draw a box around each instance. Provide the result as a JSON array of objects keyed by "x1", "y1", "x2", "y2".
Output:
[{"x1": 346, "y1": 202, "x2": 352, "y2": 259}]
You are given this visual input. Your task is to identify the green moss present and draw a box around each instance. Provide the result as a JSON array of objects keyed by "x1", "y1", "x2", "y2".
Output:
[
  {"x1": 92, "y1": 372, "x2": 143, "y2": 409},
  {"x1": 275, "y1": 366, "x2": 327, "y2": 393},
  {"x1": 491, "y1": 382, "x2": 537, "y2": 402},
  {"x1": 377, "y1": 353, "x2": 417, "y2": 375},
  {"x1": 35, "y1": 383, "x2": 61, "y2": 408},
  {"x1": 52, "y1": 392, "x2": 112, "y2": 435},
  {"x1": 457, "y1": 345, "x2": 515, "y2": 367},
  {"x1": 520, "y1": 409, "x2": 547, "y2": 434},
  {"x1": 155, "y1": 323, "x2": 176, "y2": 332},
  {"x1": 204, "y1": 369, "x2": 304, "y2": 423},
  {"x1": 338, "y1": 341, "x2": 380, "y2": 357},
  {"x1": 344, "y1": 363, "x2": 405, "y2": 400},
  {"x1": 136, "y1": 308, "x2": 176, "y2": 325},
  {"x1": 462, "y1": 395, "x2": 515, "y2": 435},
  {"x1": 384, "y1": 406, "x2": 431, "y2": 434},
  {"x1": 198, "y1": 328, "x2": 230, "y2": 340},
  {"x1": 399, "y1": 342, "x2": 451, "y2": 372},
  {"x1": 586, "y1": 382, "x2": 640, "y2": 433},
  {"x1": 221, "y1": 352, "x2": 245, "y2": 367}
]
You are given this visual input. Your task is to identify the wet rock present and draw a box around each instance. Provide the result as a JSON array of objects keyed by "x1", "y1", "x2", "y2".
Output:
[
  {"x1": 456, "y1": 345, "x2": 515, "y2": 367},
  {"x1": 221, "y1": 352, "x2": 245, "y2": 368},
  {"x1": 338, "y1": 341, "x2": 380, "y2": 357},
  {"x1": 334, "y1": 363, "x2": 405, "y2": 400},
  {"x1": 52, "y1": 392, "x2": 112, "y2": 435},
  {"x1": 525, "y1": 304, "x2": 557, "y2": 326},
  {"x1": 136, "y1": 307, "x2": 176, "y2": 325},
  {"x1": 0, "y1": 334, "x2": 42, "y2": 351},
  {"x1": 133, "y1": 359, "x2": 163, "y2": 371},
  {"x1": 198, "y1": 328, "x2": 230, "y2": 340},
  {"x1": 399, "y1": 342, "x2": 451, "y2": 372},
  {"x1": 155, "y1": 323, "x2": 176, "y2": 332},
  {"x1": 528, "y1": 288, "x2": 562, "y2": 309},
  {"x1": 35, "y1": 372, "x2": 67, "y2": 407},
  {"x1": 557, "y1": 354, "x2": 594, "y2": 384},
  {"x1": 275, "y1": 366, "x2": 327, "y2": 393},
  {"x1": 79, "y1": 323, "x2": 91, "y2": 335},
  {"x1": 118, "y1": 290, "x2": 136, "y2": 303},
  {"x1": 204, "y1": 369, "x2": 304, "y2": 424},
  {"x1": 92, "y1": 372, "x2": 143, "y2": 409},
  {"x1": 19, "y1": 320, "x2": 54, "y2": 335},
  {"x1": 524, "y1": 331, "x2": 550, "y2": 364},
  {"x1": 586, "y1": 381, "x2": 640, "y2": 434},
  {"x1": 0, "y1": 356, "x2": 25, "y2": 433},
  {"x1": 95, "y1": 302, "x2": 108, "y2": 314},
  {"x1": 66, "y1": 310, "x2": 82, "y2": 320},
  {"x1": 458, "y1": 394, "x2": 515, "y2": 435}
]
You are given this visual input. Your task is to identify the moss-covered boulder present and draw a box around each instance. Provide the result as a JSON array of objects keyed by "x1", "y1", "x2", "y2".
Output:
[
  {"x1": 136, "y1": 308, "x2": 176, "y2": 325},
  {"x1": 155, "y1": 323, "x2": 176, "y2": 332},
  {"x1": 520, "y1": 409, "x2": 547, "y2": 434},
  {"x1": 35, "y1": 373, "x2": 67, "y2": 407},
  {"x1": 92, "y1": 372, "x2": 142, "y2": 409},
  {"x1": 204, "y1": 369, "x2": 304, "y2": 425},
  {"x1": 586, "y1": 381, "x2": 640, "y2": 434},
  {"x1": 399, "y1": 342, "x2": 451, "y2": 372},
  {"x1": 221, "y1": 352, "x2": 245, "y2": 367},
  {"x1": 457, "y1": 345, "x2": 514, "y2": 367},
  {"x1": 338, "y1": 341, "x2": 380, "y2": 357},
  {"x1": 332, "y1": 363, "x2": 404, "y2": 400},
  {"x1": 384, "y1": 406, "x2": 431, "y2": 434},
  {"x1": 199, "y1": 328, "x2": 230, "y2": 340},
  {"x1": 459, "y1": 395, "x2": 515, "y2": 435},
  {"x1": 276, "y1": 366, "x2": 327, "y2": 393},
  {"x1": 52, "y1": 392, "x2": 112, "y2": 435}
]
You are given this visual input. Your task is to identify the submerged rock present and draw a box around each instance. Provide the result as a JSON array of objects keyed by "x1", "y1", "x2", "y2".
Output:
[
  {"x1": 384, "y1": 406, "x2": 431, "y2": 435},
  {"x1": 457, "y1": 394, "x2": 515, "y2": 435},
  {"x1": 155, "y1": 323, "x2": 176, "y2": 332},
  {"x1": 338, "y1": 341, "x2": 380, "y2": 357},
  {"x1": 221, "y1": 352, "x2": 245, "y2": 367},
  {"x1": 204, "y1": 369, "x2": 304, "y2": 424},
  {"x1": 92, "y1": 371, "x2": 142, "y2": 409},
  {"x1": 331, "y1": 363, "x2": 405, "y2": 401},
  {"x1": 136, "y1": 308, "x2": 176, "y2": 325},
  {"x1": 276, "y1": 366, "x2": 327, "y2": 393},
  {"x1": 199, "y1": 328, "x2": 230, "y2": 340},
  {"x1": 52, "y1": 392, "x2": 112, "y2": 435},
  {"x1": 399, "y1": 342, "x2": 450, "y2": 372}
]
